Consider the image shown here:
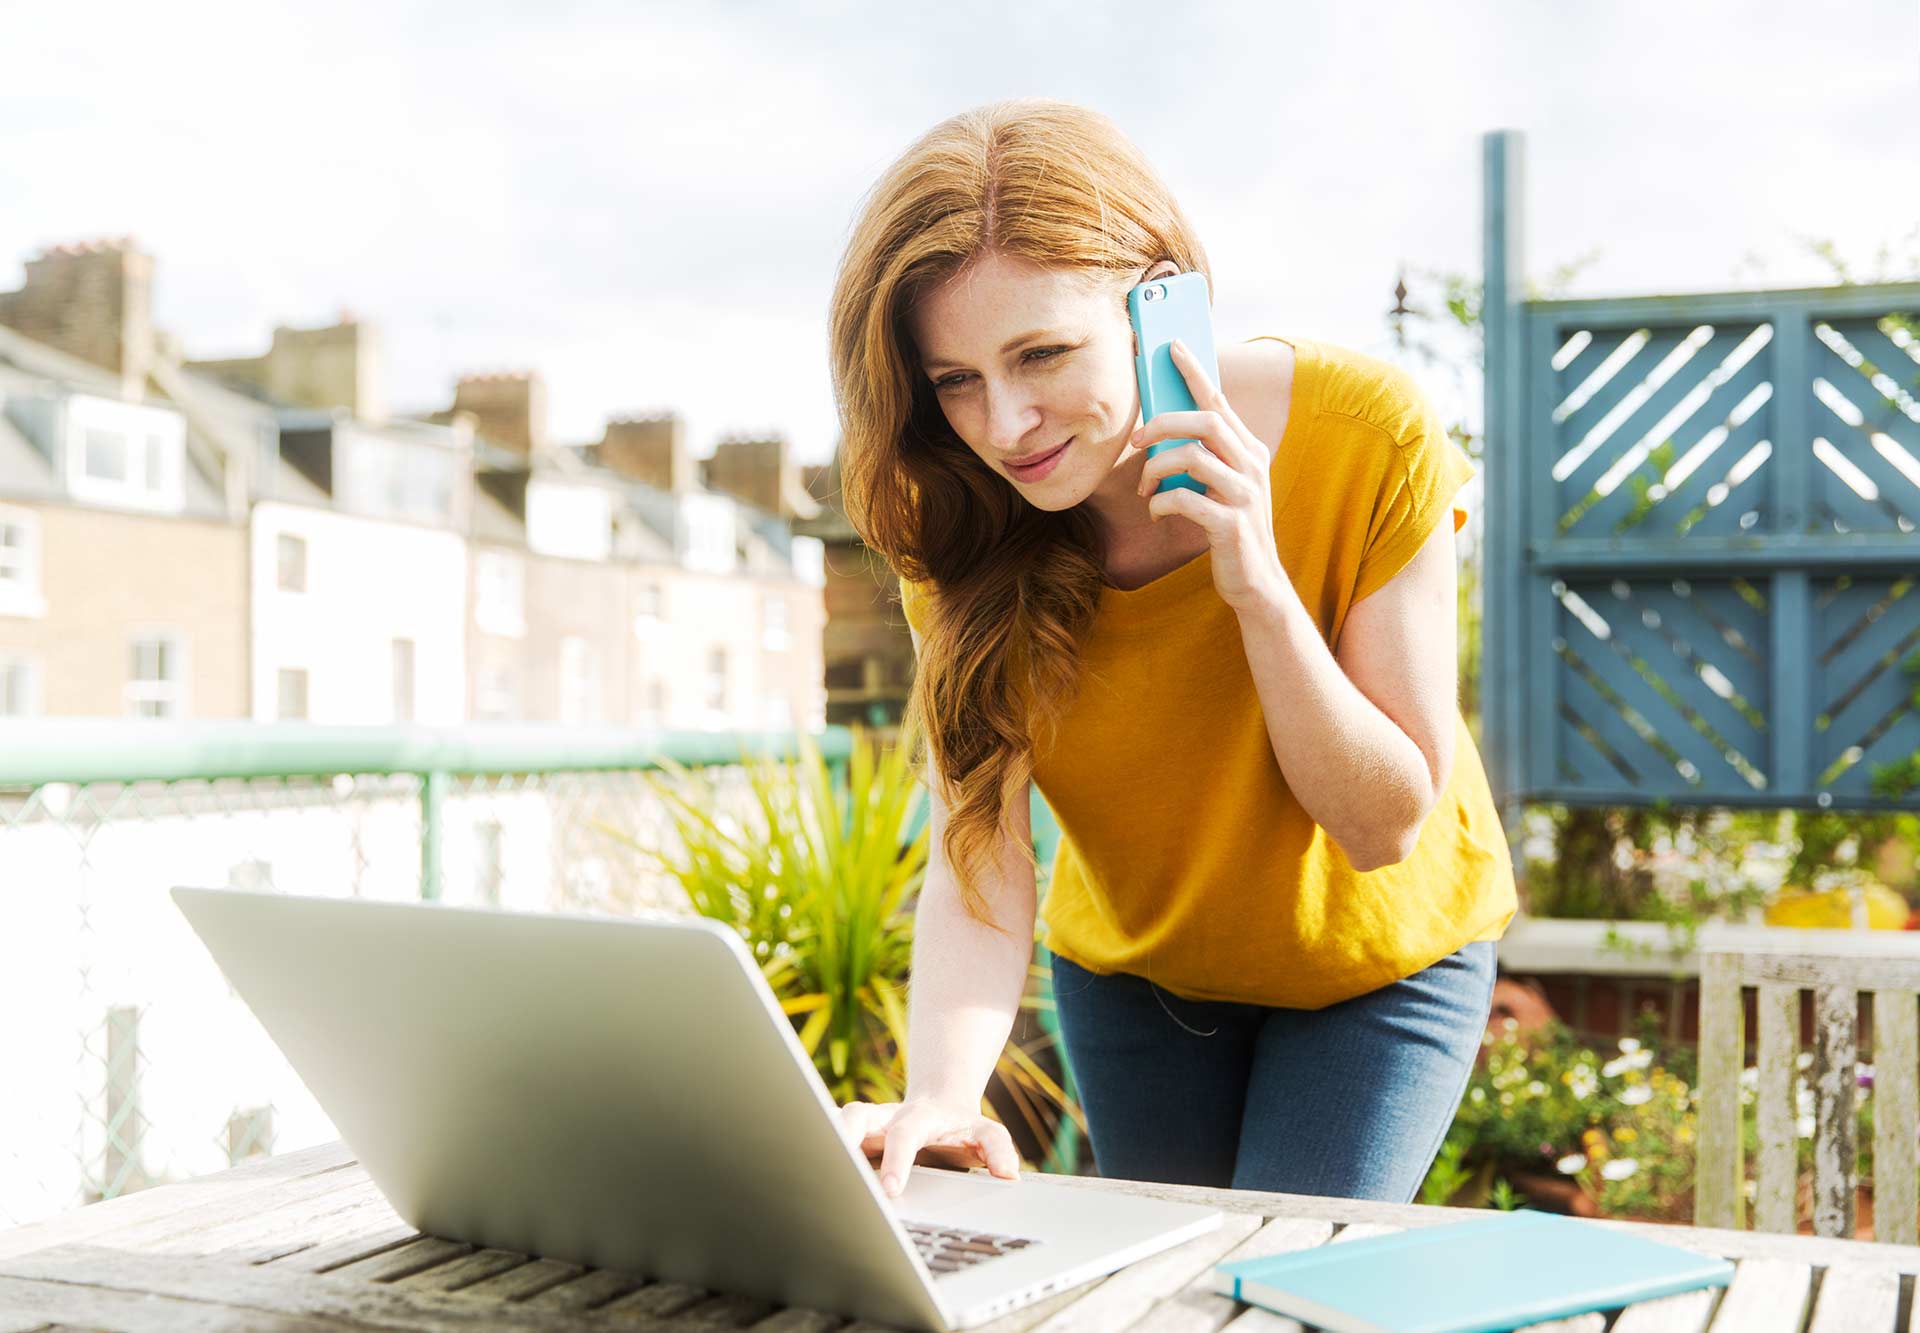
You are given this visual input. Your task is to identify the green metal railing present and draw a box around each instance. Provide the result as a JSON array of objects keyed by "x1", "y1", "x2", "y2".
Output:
[{"x1": 0, "y1": 721, "x2": 851, "y2": 1229}]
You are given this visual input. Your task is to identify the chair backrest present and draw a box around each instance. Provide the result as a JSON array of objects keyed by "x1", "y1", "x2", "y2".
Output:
[{"x1": 1697, "y1": 929, "x2": 1920, "y2": 1242}]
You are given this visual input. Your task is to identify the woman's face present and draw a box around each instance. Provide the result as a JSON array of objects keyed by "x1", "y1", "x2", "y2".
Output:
[{"x1": 909, "y1": 251, "x2": 1163, "y2": 512}]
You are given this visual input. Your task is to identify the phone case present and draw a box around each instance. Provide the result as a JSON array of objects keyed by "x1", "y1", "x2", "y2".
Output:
[{"x1": 1127, "y1": 270, "x2": 1220, "y2": 496}]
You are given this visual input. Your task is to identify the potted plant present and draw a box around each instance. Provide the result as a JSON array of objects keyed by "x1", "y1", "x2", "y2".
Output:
[{"x1": 605, "y1": 725, "x2": 1083, "y2": 1168}]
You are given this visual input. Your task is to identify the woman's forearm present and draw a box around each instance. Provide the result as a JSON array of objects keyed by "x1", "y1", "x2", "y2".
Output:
[
  {"x1": 902, "y1": 838, "x2": 1038, "y2": 1109},
  {"x1": 1235, "y1": 585, "x2": 1435, "y2": 871}
]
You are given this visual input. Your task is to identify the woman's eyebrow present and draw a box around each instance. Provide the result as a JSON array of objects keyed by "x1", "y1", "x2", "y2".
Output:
[{"x1": 921, "y1": 329, "x2": 1061, "y2": 372}]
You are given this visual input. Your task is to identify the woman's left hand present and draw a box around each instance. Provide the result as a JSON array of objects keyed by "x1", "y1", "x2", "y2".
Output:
[{"x1": 1133, "y1": 339, "x2": 1291, "y2": 614}]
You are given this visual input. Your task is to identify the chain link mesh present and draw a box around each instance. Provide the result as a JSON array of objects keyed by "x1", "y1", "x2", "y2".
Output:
[{"x1": 0, "y1": 760, "x2": 752, "y2": 1229}]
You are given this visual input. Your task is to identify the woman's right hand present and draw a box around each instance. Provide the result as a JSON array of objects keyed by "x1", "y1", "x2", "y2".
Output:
[{"x1": 836, "y1": 1096, "x2": 1021, "y2": 1198}]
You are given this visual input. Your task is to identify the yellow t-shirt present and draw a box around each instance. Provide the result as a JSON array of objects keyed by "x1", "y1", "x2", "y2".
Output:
[{"x1": 900, "y1": 336, "x2": 1516, "y2": 1009}]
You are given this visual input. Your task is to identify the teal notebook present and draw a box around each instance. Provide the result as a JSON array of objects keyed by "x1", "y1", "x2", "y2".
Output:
[{"x1": 1211, "y1": 1210, "x2": 1733, "y2": 1333}]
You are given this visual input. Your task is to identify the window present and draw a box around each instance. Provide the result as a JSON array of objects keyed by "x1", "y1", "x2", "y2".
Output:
[
  {"x1": 637, "y1": 678, "x2": 667, "y2": 728},
  {"x1": 85, "y1": 428, "x2": 130, "y2": 483},
  {"x1": 277, "y1": 667, "x2": 309, "y2": 721},
  {"x1": 68, "y1": 395, "x2": 184, "y2": 510},
  {"x1": 559, "y1": 636, "x2": 600, "y2": 724},
  {"x1": 276, "y1": 533, "x2": 307, "y2": 593},
  {"x1": 0, "y1": 508, "x2": 44, "y2": 616},
  {"x1": 127, "y1": 633, "x2": 188, "y2": 718},
  {"x1": 705, "y1": 646, "x2": 728, "y2": 713},
  {"x1": 762, "y1": 695, "x2": 792, "y2": 732},
  {"x1": 475, "y1": 551, "x2": 525, "y2": 638},
  {"x1": 477, "y1": 665, "x2": 518, "y2": 721},
  {"x1": 391, "y1": 638, "x2": 415, "y2": 723},
  {"x1": 762, "y1": 593, "x2": 790, "y2": 652},
  {"x1": 0, "y1": 657, "x2": 39, "y2": 717},
  {"x1": 635, "y1": 581, "x2": 664, "y2": 620}
]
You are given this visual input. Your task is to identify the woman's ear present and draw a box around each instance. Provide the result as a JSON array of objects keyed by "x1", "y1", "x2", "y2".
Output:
[{"x1": 1142, "y1": 259, "x2": 1180, "y2": 283}]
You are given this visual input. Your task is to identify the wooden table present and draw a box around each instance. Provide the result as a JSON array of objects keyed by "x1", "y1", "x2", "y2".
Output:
[{"x1": 3, "y1": 1143, "x2": 1918, "y2": 1332}]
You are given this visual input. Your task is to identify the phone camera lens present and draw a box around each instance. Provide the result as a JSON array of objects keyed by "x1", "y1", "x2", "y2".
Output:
[{"x1": 1142, "y1": 284, "x2": 1164, "y2": 302}]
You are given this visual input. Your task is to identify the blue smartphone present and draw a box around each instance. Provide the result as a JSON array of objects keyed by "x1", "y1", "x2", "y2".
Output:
[{"x1": 1127, "y1": 270, "x2": 1219, "y2": 496}]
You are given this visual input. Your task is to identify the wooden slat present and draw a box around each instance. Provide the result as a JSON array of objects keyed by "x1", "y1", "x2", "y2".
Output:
[
  {"x1": 1699, "y1": 953, "x2": 1747, "y2": 1229},
  {"x1": 450, "y1": 1255, "x2": 584, "y2": 1302},
  {"x1": 0, "y1": 1274, "x2": 347, "y2": 1332},
  {"x1": 1609, "y1": 1286, "x2": 1720, "y2": 1333},
  {"x1": 1022, "y1": 1213, "x2": 1259, "y2": 1333},
  {"x1": 1813, "y1": 983, "x2": 1861, "y2": 1239},
  {"x1": 1755, "y1": 981, "x2": 1801, "y2": 1234},
  {"x1": 1874, "y1": 989, "x2": 1920, "y2": 1247},
  {"x1": 516, "y1": 1266, "x2": 645, "y2": 1313},
  {"x1": 1513, "y1": 1313, "x2": 1605, "y2": 1332},
  {"x1": 1018, "y1": 1172, "x2": 1920, "y2": 1271},
  {"x1": 156, "y1": 1172, "x2": 401, "y2": 1262},
  {"x1": 0, "y1": 1243, "x2": 711, "y2": 1332},
  {"x1": 639, "y1": 1291, "x2": 775, "y2": 1326},
  {"x1": 238, "y1": 1182, "x2": 413, "y2": 1266},
  {"x1": 747, "y1": 1311, "x2": 846, "y2": 1333},
  {"x1": 390, "y1": 1248, "x2": 530, "y2": 1293},
  {"x1": 275, "y1": 1223, "x2": 423, "y2": 1275},
  {"x1": 966, "y1": 1278, "x2": 1106, "y2": 1333},
  {"x1": 1706, "y1": 1257, "x2": 1813, "y2": 1331},
  {"x1": 323, "y1": 1236, "x2": 476, "y2": 1284},
  {"x1": 0, "y1": 1141, "x2": 355, "y2": 1261},
  {"x1": 1806, "y1": 1262, "x2": 1900, "y2": 1333},
  {"x1": 1118, "y1": 1216, "x2": 1332, "y2": 1333},
  {"x1": 598, "y1": 1281, "x2": 713, "y2": 1322}
]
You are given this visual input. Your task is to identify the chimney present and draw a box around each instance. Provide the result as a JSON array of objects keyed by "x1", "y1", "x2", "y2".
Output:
[
  {"x1": 704, "y1": 433, "x2": 820, "y2": 520},
  {"x1": 0, "y1": 238, "x2": 154, "y2": 396},
  {"x1": 187, "y1": 315, "x2": 385, "y2": 420},
  {"x1": 453, "y1": 370, "x2": 548, "y2": 457},
  {"x1": 598, "y1": 413, "x2": 694, "y2": 492}
]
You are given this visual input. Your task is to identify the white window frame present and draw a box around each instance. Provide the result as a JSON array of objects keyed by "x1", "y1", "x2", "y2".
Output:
[
  {"x1": 126, "y1": 631, "x2": 190, "y2": 719},
  {"x1": 0, "y1": 506, "x2": 46, "y2": 618},
  {"x1": 704, "y1": 644, "x2": 729, "y2": 715},
  {"x1": 392, "y1": 637, "x2": 416, "y2": 724},
  {"x1": 276, "y1": 666, "x2": 310, "y2": 721},
  {"x1": 761, "y1": 591, "x2": 790, "y2": 652},
  {"x1": 477, "y1": 664, "x2": 518, "y2": 721},
  {"x1": 632, "y1": 579, "x2": 666, "y2": 638},
  {"x1": 558, "y1": 635, "x2": 600, "y2": 725},
  {"x1": 475, "y1": 550, "x2": 526, "y2": 638},
  {"x1": 276, "y1": 532, "x2": 308, "y2": 594},
  {"x1": 0, "y1": 654, "x2": 42, "y2": 717},
  {"x1": 66, "y1": 394, "x2": 186, "y2": 512}
]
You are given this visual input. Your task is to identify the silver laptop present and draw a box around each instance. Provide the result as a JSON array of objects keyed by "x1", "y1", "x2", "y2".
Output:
[{"x1": 171, "y1": 888, "x2": 1222, "y2": 1331}]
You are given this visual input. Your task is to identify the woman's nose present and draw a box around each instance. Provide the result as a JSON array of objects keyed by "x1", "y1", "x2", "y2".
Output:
[{"x1": 984, "y1": 384, "x2": 1043, "y2": 453}]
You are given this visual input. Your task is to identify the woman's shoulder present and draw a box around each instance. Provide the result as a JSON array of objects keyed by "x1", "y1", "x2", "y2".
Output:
[{"x1": 1294, "y1": 337, "x2": 1433, "y2": 446}]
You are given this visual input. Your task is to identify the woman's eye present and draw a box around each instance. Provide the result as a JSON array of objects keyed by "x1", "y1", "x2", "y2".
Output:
[
  {"x1": 932, "y1": 374, "x2": 971, "y2": 392},
  {"x1": 1025, "y1": 346, "x2": 1068, "y2": 364}
]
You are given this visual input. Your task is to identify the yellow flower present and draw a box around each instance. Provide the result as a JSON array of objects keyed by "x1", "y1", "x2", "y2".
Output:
[{"x1": 1616, "y1": 1127, "x2": 1638, "y2": 1144}]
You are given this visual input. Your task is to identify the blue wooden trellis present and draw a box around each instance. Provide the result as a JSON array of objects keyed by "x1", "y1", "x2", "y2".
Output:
[{"x1": 1481, "y1": 131, "x2": 1920, "y2": 815}]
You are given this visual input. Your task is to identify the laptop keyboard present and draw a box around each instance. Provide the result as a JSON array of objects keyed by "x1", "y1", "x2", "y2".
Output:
[{"x1": 901, "y1": 1220, "x2": 1039, "y2": 1275}]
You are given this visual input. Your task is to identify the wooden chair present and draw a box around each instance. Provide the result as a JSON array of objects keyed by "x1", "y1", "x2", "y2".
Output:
[{"x1": 1697, "y1": 929, "x2": 1920, "y2": 1242}]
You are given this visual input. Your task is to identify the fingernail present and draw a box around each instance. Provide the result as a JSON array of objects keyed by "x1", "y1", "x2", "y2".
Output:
[{"x1": 882, "y1": 1174, "x2": 900, "y2": 1195}]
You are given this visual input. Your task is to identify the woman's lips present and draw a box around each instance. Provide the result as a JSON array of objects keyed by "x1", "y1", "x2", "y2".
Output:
[{"x1": 1006, "y1": 439, "x2": 1071, "y2": 482}]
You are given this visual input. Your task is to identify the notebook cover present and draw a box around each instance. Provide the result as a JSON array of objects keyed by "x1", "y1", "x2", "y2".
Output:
[{"x1": 1209, "y1": 1210, "x2": 1734, "y2": 1333}]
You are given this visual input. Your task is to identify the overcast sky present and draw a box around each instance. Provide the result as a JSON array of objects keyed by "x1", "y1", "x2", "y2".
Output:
[{"x1": 4, "y1": 1, "x2": 1916, "y2": 464}]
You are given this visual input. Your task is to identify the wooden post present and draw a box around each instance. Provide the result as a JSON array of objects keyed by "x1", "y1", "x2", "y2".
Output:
[
  {"x1": 1698, "y1": 951, "x2": 1746, "y2": 1229},
  {"x1": 1480, "y1": 129, "x2": 1526, "y2": 816},
  {"x1": 1871, "y1": 989, "x2": 1919, "y2": 1245},
  {"x1": 1812, "y1": 983, "x2": 1859, "y2": 1238}
]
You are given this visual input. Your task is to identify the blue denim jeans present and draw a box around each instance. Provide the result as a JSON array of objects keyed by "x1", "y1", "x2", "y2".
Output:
[{"x1": 1049, "y1": 941, "x2": 1496, "y2": 1202}]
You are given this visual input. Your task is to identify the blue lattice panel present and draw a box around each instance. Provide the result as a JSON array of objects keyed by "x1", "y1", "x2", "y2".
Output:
[
  {"x1": 1551, "y1": 321, "x2": 1778, "y2": 541},
  {"x1": 1551, "y1": 576, "x2": 1772, "y2": 798},
  {"x1": 1811, "y1": 575, "x2": 1920, "y2": 798},
  {"x1": 1808, "y1": 317, "x2": 1920, "y2": 538}
]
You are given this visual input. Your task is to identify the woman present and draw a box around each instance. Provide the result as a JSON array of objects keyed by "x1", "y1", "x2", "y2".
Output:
[{"x1": 828, "y1": 99, "x2": 1516, "y2": 1204}]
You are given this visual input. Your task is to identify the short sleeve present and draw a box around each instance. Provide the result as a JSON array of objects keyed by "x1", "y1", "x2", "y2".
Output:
[
  {"x1": 897, "y1": 575, "x2": 931, "y2": 636},
  {"x1": 1350, "y1": 404, "x2": 1476, "y2": 605}
]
